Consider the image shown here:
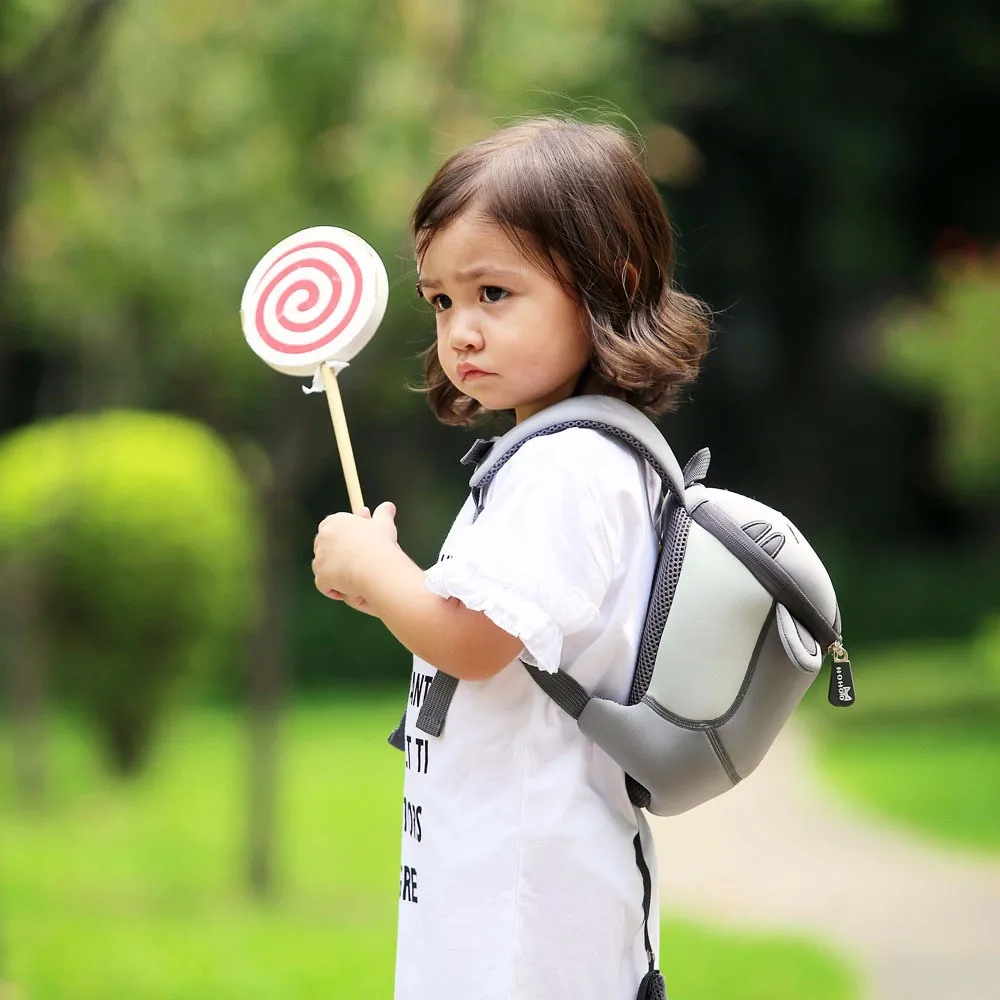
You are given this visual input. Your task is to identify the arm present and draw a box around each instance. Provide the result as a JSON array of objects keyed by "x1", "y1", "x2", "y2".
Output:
[
  {"x1": 312, "y1": 503, "x2": 523, "y2": 680},
  {"x1": 358, "y1": 545, "x2": 524, "y2": 681}
]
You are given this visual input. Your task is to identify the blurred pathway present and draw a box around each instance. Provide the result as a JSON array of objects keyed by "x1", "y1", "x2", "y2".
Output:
[{"x1": 650, "y1": 726, "x2": 1000, "y2": 1000}]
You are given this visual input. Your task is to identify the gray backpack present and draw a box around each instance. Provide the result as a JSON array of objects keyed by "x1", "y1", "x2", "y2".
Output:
[{"x1": 389, "y1": 394, "x2": 854, "y2": 818}]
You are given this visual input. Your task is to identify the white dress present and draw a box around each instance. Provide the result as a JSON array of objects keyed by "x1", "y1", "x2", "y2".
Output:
[{"x1": 393, "y1": 427, "x2": 661, "y2": 1000}]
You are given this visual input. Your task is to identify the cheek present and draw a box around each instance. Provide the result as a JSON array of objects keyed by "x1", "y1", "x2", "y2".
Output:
[
  {"x1": 556, "y1": 308, "x2": 592, "y2": 369},
  {"x1": 435, "y1": 322, "x2": 449, "y2": 363},
  {"x1": 548, "y1": 288, "x2": 589, "y2": 342},
  {"x1": 571, "y1": 310, "x2": 591, "y2": 353}
]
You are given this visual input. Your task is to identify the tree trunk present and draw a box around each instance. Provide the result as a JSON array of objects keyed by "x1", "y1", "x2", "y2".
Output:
[
  {"x1": 0, "y1": 90, "x2": 24, "y2": 325},
  {"x1": 242, "y1": 393, "x2": 316, "y2": 900},
  {"x1": 245, "y1": 484, "x2": 293, "y2": 899},
  {"x1": 102, "y1": 706, "x2": 154, "y2": 776}
]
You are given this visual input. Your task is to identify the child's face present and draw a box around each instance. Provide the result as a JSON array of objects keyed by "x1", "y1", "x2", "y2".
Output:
[{"x1": 418, "y1": 211, "x2": 591, "y2": 423}]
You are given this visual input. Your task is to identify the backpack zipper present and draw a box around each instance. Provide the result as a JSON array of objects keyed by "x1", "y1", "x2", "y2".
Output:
[{"x1": 827, "y1": 641, "x2": 856, "y2": 707}]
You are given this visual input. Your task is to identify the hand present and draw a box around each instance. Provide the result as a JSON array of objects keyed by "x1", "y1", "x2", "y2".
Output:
[
  {"x1": 318, "y1": 507, "x2": 381, "y2": 616},
  {"x1": 312, "y1": 502, "x2": 398, "y2": 607}
]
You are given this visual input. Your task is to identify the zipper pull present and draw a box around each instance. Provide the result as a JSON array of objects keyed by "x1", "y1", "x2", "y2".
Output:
[{"x1": 827, "y1": 641, "x2": 856, "y2": 707}]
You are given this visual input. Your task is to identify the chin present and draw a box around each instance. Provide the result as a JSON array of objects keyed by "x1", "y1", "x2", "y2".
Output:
[
  {"x1": 467, "y1": 400, "x2": 509, "y2": 416},
  {"x1": 461, "y1": 387, "x2": 512, "y2": 410}
]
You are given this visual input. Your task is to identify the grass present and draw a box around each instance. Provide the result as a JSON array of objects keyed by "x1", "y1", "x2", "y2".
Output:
[
  {"x1": 1, "y1": 695, "x2": 858, "y2": 999},
  {"x1": 806, "y1": 640, "x2": 1000, "y2": 854}
]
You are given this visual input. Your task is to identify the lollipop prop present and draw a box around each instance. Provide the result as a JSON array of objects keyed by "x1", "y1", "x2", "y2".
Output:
[{"x1": 240, "y1": 227, "x2": 389, "y2": 514}]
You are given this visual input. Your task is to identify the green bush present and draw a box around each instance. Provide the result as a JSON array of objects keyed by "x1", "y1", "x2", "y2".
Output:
[{"x1": 0, "y1": 410, "x2": 259, "y2": 774}]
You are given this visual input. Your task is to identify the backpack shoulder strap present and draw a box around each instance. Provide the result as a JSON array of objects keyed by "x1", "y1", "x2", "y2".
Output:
[
  {"x1": 414, "y1": 395, "x2": 681, "y2": 739},
  {"x1": 468, "y1": 395, "x2": 688, "y2": 516}
]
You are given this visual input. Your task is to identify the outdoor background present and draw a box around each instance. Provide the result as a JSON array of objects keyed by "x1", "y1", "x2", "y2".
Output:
[{"x1": 0, "y1": 0, "x2": 998, "y2": 997}]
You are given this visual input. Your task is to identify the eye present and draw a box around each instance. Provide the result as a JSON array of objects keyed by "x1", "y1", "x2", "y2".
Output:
[
  {"x1": 481, "y1": 286, "x2": 509, "y2": 304},
  {"x1": 429, "y1": 293, "x2": 452, "y2": 312}
]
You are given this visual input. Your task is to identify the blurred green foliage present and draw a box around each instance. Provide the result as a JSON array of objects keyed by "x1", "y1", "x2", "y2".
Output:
[
  {"x1": 0, "y1": 0, "x2": 997, "y2": 990},
  {"x1": 6, "y1": 0, "x2": 667, "y2": 425},
  {"x1": 973, "y1": 612, "x2": 1000, "y2": 689},
  {"x1": 826, "y1": 547, "x2": 1000, "y2": 645},
  {"x1": 2, "y1": 0, "x2": 712, "y2": 703},
  {"x1": 0, "y1": 410, "x2": 259, "y2": 772},
  {"x1": 878, "y1": 252, "x2": 1000, "y2": 502},
  {"x1": 2, "y1": 0, "x2": 999, "y2": 689}
]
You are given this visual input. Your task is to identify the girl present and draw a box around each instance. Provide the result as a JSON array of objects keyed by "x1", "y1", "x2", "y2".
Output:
[{"x1": 312, "y1": 116, "x2": 711, "y2": 1000}]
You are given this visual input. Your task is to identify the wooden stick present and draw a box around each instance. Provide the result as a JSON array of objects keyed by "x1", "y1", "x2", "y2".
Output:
[{"x1": 320, "y1": 364, "x2": 365, "y2": 514}]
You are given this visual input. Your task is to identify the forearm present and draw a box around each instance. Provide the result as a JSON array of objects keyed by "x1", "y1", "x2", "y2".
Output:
[{"x1": 359, "y1": 544, "x2": 523, "y2": 681}]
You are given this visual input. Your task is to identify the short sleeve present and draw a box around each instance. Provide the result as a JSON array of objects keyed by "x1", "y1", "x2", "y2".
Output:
[{"x1": 424, "y1": 430, "x2": 639, "y2": 673}]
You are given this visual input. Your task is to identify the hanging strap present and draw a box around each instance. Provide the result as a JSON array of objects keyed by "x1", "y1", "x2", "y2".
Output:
[
  {"x1": 633, "y1": 830, "x2": 667, "y2": 999},
  {"x1": 635, "y1": 832, "x2": 655, "y2": 974},
  {"x1": 387, "y1": 672, "x2": 458, "y2": 747},
  {"x1": 415, "y1": 672, "x2": 459, "y2": 737},
  {"x1": 387, "y1": 709, "x2": 406, "y2": 751}
]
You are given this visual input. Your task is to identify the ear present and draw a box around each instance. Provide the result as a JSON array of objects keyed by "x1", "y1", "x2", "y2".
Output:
[{"x1": 620, "y1": 261, "x2": 639, "y2": 300}]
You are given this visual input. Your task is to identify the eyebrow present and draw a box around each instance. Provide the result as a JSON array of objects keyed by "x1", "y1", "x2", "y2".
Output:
[{"x1": 418, "y1": 265, "x2": 522, "y2": 290}]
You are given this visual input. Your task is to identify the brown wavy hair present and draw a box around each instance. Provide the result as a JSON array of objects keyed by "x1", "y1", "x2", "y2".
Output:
[{"x1": 411, "y1": 116, "x2": 712, "y2": 425}]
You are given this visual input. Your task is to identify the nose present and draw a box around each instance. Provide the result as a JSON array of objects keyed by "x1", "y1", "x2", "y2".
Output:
[{"x1": 446, "y1": 308, "x2": 484, "y2": 353}]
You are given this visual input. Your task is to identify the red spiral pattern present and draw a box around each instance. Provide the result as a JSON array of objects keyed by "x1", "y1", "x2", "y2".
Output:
[{"x1": 252, "y1": 241, "x2": 364, "y2": 355}]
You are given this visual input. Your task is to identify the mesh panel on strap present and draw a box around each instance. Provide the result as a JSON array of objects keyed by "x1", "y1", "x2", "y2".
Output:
[
  {"x1": 625, "y1": 494, "x2": 692, "y2": 809},
  {"x1": 629, "y1": 497, "x2": 691, "y2": 706}
]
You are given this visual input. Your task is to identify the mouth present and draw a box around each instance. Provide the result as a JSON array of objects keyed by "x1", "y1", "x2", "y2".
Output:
[{"x1": 457, "y1": 364, "x2": 494, "y2": 382}]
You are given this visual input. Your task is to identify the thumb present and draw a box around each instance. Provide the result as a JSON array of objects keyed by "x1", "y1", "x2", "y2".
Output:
[{"x1": 372, "y1": 501, "x2": 397, "y2": 522}]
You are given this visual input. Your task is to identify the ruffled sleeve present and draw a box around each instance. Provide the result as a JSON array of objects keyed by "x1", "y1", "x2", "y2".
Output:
[{"x1": 424, "y1": 430, "x2": 633, "y2": 673}]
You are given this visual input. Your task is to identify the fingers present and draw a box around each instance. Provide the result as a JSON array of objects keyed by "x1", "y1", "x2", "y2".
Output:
[
  {"x1": 314, "y1": 507, "x2": 368, "y2": 555},
  {"x1": 318, "y1": 505, "x2": 384, "y2": 529},
  {"x1": 322, "y1": 589, "x2": 375, "y2": 616},
  {"x1": 345, "y1": 595, "x2": 377, "y2": 617},
  {"x1": 312, "y1": 503, "x2": 394, "y2": 595}
]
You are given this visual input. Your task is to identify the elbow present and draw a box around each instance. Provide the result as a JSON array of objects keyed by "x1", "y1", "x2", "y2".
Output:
[
  {"x1": 410, "y1": 598, "x2": 524, "y2": 681},
  {"x1": 431, "y1": 641, "x2": 517, "y2": 682},
  {"x1": 426, "y1": 601, "x2": 524, "y2": 681}
]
